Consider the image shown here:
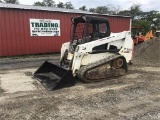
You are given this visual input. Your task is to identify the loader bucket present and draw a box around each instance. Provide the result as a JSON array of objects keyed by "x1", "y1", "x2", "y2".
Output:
[{"x1": 33, "y1": 61, "x2": 76, "y2": 90}]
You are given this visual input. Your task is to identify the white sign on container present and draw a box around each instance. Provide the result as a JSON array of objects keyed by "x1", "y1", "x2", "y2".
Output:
[{"x1": 30, "y1": 19, "x2": 60, "y2": 36}]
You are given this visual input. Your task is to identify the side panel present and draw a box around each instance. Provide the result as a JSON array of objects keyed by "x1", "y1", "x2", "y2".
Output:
[
  {"x1": 119, "y1": 31, "x2": 133, "y2": 62},
  {"x1": 107, "y1": 16, "x2": 131, "y2": 32},
  {"x1": 81, "y1": 53, "x2": 115, "y2": 65},
  {"x1": 60, "y1": 42, "x2": 70, "y2": 60}
]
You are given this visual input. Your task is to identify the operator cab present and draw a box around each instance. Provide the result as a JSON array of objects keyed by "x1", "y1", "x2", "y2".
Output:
[{"x1": 70, "y1": 15, "x2": 111, "y2": 50}]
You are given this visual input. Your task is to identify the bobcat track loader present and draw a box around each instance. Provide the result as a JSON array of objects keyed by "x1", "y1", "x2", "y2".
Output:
[{"x1": 34, "y1": 15, "x2": 134, "y2": 90}]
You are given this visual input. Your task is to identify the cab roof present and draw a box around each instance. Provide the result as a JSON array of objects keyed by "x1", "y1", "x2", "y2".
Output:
[{"x1": 72, "y1": 15, "x2": 109, "y2": 24}]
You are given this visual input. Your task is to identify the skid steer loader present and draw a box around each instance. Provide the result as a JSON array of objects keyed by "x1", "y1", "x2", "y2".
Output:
[{"x1": 34, "y1": 15, "x2": 134, "y2": 90}]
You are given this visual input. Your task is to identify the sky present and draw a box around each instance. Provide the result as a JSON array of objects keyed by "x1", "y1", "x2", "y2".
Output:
[{"x1": 19, "y1": 0, "x2": 160, "y2": 12}]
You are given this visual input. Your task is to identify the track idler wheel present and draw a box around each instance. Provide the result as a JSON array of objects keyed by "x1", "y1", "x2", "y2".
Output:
[{"x1": 113, "y1": 58, "x2": 124, "y2": 68}]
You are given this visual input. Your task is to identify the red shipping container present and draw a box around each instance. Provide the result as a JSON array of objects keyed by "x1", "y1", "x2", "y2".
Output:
[{"x1": 0, "y1": 3, "x2": 131, "y2": 57}]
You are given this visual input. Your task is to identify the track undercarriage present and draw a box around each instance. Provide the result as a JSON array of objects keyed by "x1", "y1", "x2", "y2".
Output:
[{"x1": 78, "y1": 55, "x2": 128, "y2": 82}]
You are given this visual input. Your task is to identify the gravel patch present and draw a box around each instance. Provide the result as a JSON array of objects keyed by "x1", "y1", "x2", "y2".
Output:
[
  {"x1": 0, "y1": 54, "x2": 60, "y2": 70},
  {"x1": 0, "y1": 64, "x2": 159, "y2": 120},
  {"x1": 0, "y1": 81, "x2": 5, "y2": 94},
  {"x1": 0, "y1": 38, "x2": 160, "y2": 120},
  {"x1": 133, "y1": 38, "x2": 160, "y2": 66}
]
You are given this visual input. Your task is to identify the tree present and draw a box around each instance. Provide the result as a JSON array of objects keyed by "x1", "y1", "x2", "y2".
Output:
[
  {"x1": 3, "y1": 0, "x2": 19, "y2": 4},
  {"x1": 130, "y1": 4, "x2": 142, "y2": 19},
  {"x1": 33, "y1": 0, "x2": 56, "y2": 7},
  {"x1": 33, "y1": 1, "x2": 46, "y2": 6},
  {"x1": 89, "y1": 6, "x2": 112, "y2": 14},
  {"x1": 79, "y1": 5, "x2": 87, "y2": 11},
  {"x1": 108, "y1": 5, "x2": 121, "y2": 15},
  {"x1": 95, "y1": 6, "x2": 109, "y2": 14},
  {"x1": 89, "y1": 5, "x2": 121, "y2": 15},
  {"x1": 64, "y1": 1, "x2": 74, "y2": 9},
  {"x1": 57, "y1": 2, "x2": 64, "y2": 8},
  {"x1": 141, "y1": 11, "x2": 160, "y2": 31},
  {"x1": 118, "y1": 4, "x2": 142, "y2": 19},
  {"x1": 132, "y1": 19, "x2": 150, "y2": 33},
  {"x1": 89, "y1": 8, "x2": 96, "y2": 12},
  {"x1": 43, "y1": 0, "x2": 56, "y2": 7},
  {"x1": 118, "y1": 10, "x2": 130, "y2": 16}
]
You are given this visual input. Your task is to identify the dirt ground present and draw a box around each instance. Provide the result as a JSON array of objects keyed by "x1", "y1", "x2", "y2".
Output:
[{"x1": 0, "y1": 40, "x2": 160, "y2": 120}]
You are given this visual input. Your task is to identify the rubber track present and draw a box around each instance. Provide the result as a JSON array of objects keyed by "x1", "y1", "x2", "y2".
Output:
[{"x1": 77, "y1": 55, "x2": 127, "y2": 82}]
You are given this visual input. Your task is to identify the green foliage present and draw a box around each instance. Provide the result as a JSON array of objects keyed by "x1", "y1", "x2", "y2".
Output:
[
  {"x1": 2, "y1": 0, "x2": 74, "y2": 10},
  {"x1": 89, "y1": 6, "x2": 109, "y2": 14},
  {"x1": 33, "y1": 0, "x2": 56, "y2": 7},
  {"x1": 107, "y1": 5, "x2": 121, "y2": 15},
  {"x1": 117, "y1": 3, "x2": 160, "y2": 32},
  {"x1": 43, "y1": 0, "x2": 56, "y2": 7},
  {"x1": 3, "y1": 0, "x2": 19, "y2": 4},
  {"x1": 89, "y1": 5, "x2": 120, "y2": 15},
  {"x1": 130, "y1": 4, "x2": 142, "y2": 19},
  {"x1": 118, "y1": 10, "x2": 130, "y2": 16},
  {"x1": 57, "y1": 2, "x2": 64, "y2": 8},
  {"x1": 33, "y1": 1, "x2": 74, "y2": 9},
  {"x1": 118, "y1": 4, "x2": 142, "y2": 19},
  {"x1": 141, "y1": 11, "x2": 160, "y2": 31},
  {"x1": 89, "y1": 6, "x2": 108, "y2": 14},
  {"x1": 34, "y1": 1, "x2": 46, "y2": 6},
  {"x1": 79, "y1": 5, "x2": 87, "y2": 11},
  {"x1": 64, "y1": 1, "x2": 74, "y2": 9},
  {"x1": 132, "y1": 19, "x2": 150, "y2": 33},
  {"x1": 95, "y1": 6, "x2": 109, "y2": 14},
  {"x1": 89, "y1": 8, "x2": 96, "y2": 12}
]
